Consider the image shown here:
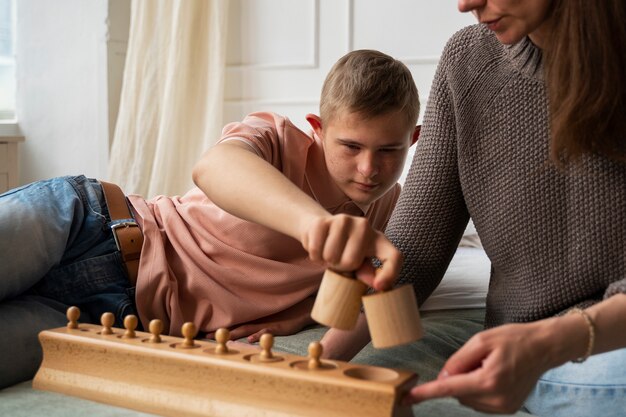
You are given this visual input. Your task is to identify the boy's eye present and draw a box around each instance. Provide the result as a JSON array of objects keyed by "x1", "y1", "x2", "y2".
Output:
[{"x1": 344, "y1": 144, "x2": 360, "y2": 150}]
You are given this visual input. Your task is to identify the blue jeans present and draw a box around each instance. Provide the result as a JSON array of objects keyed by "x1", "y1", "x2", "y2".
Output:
[
  {"x1": 0, "y1": 176, "x2": 137, "y2": 388},
  {"x1": 524, "y1": 348, "x2": 626, "y2": 417}
]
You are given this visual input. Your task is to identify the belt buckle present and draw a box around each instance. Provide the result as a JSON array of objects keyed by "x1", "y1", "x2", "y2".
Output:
[{"x1": 110, "y1": 221, "x2": 140, "y2": 252}]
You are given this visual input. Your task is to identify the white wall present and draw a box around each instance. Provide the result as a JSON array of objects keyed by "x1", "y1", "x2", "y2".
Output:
[
  {"x1": 15, "y1": 0, "x2": 473, "y2": 186},
  {"x1": 225, "y1": 0, "x2": 475, "y2": 183},
  {"x1": 16, "y1": 0, "x2": 129, "y2": 185}
]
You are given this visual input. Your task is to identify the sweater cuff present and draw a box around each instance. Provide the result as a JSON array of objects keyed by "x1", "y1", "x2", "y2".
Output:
[{"x1": 604, "y1": 278, "x2": 626, "y2": 299}]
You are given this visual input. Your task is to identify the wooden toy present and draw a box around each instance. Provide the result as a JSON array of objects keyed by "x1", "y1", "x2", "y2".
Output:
[
  {"x1": 34, "y1": 307, "x2": 417, "y2": 417},
  {"x1": 311, "y1": 269, "x2": 423, "y2": 348},
  {"x1": 148, "y1": 319, "x2": 163, "y2": 343},
  {"x1": 362, "y1": 285, "x2": 424, "y2": 348},
  {"x1": 310, "y1": 269, "x2": 367, "y2": 330}
]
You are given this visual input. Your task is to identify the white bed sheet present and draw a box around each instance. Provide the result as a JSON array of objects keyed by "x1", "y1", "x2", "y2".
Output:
[{"x1": 419, "y1": 247, "x2": 491, "y2": 311}]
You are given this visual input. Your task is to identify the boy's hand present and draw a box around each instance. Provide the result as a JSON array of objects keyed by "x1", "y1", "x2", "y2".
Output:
[{"x1": 300, "y1": 214, "x2": 402, "y2": 291}]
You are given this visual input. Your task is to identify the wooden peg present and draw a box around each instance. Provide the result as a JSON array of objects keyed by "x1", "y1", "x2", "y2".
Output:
[
  {"x1": 66, "y1": 306, "x2": 80, "y2": 329},
  {"x1": 100, "y1": 312, "x2": 115, "y2": 335},
  {"x1": 247, "y1": 333, "x2": 282, "y2": 363},
  {"x1": 122, "y1": 315, "x2": 138, "y2": 339},
  {"x1": 148, "y1": 319, "x2": 163, "y2": 343},
  {"x1": 204, "y1": 328, "x2": 238, "y2": 355},
  {"x1": 290, "y1": 340, "x2": 335, "y2": 371},
  {"x1": 308, "y1": 341, "x2": 322, "y2": 370},
  {"x1": 181, "y1": 322, "x2": 197, "y2": 348},
  {"x1": 362, "y1": 285, "x2": 423, "y2": 348},
  {"x1": 311, "y1": 269, "x2": 367, "y2": 330},
  {"x1": 259, "y1": 333, "x2": 274, "y2": 360},
  {"x1": 215, "y1": 328, "x2": 229, "y2": 354}
]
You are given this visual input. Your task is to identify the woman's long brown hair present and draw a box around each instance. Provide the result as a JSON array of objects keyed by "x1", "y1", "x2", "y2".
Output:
[{"x1": 544, "y1": 0, "x2": 626, "y2": 164}]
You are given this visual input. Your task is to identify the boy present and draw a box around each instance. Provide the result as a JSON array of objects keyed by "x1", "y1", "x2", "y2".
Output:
[{"x1": 0, "y1": 49, "x2": 420, "y2": 387}]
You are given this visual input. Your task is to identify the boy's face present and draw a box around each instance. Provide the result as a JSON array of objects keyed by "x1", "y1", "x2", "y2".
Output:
[{"x1": 307, "y1": 111, "x2": 419, "y2": 209}]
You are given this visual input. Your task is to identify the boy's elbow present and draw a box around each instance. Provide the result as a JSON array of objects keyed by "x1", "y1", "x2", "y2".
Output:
[
  {"x1": 193, "y1": 141, "x2": 252, "y2": 187},
  {"x1": 192, "y1": 150, "x2": 214, "y2": 187},
  {"x1": 191, "y1": 162, "x2": 203, "y2": 187}
]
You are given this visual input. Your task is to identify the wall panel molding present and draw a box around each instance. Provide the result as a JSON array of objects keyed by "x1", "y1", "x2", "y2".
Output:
[
  {"x1": 224, "y1": 1, "x2": 472, "y2": 138},
  {"x1": 227, "y1": 0, "x2": 320, "y2": 70},
  {"x1": 225, "y1": 98, "x2": 318, "y2": 106},
  {"x1": 346, "y1": 0, "x2": 354, "y2": 51},
  {"x1": 400, "y1": 56, "x2": 439, "y2": 65}
]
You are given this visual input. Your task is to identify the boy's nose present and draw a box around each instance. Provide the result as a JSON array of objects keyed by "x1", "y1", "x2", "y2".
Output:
[{"x1": 357, "y1": 153, "x2": 378, "y2": 178}]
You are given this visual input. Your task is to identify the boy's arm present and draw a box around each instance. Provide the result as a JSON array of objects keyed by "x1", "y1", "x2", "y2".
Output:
[
  {"x1": 192, "y1": 140, "x2": 401, "y2": 289},
  {"x1": 194, "y1": 140, "x2": 326, "y2": 240},
  {"x1": 320, "y1": 312, "x2": 371, "y2": 360}
]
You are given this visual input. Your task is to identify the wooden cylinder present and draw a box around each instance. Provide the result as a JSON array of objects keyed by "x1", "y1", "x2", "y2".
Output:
[
  {"x1": 311, "y1": 269, "x2": 368, "y2": 330},
  {"x1": 362, "y1": 285, "x2": 423, "y2": 348}
]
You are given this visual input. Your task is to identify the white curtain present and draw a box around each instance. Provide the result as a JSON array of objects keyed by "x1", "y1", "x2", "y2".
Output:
[{"x1": 108, "y1": 0, "x2": 229, "y2": 197}]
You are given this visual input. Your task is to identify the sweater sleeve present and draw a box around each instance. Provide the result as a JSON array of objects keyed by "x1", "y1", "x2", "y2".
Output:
[
  {"x1": 386, "y1": 35, "x2": 471, "y2": 307},
  {"x1": 604, "y1": 279, "x2": 626, "y2": 299}
]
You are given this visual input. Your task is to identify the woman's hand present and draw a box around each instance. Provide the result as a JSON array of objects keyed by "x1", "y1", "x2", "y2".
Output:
[
  {"x1": 404, "y1": 316, "x2": 588, "y2": 414},
  {"x1": 205, "y1": 297, "x2": 317, "y2": 343},
  {"x1": 300, "y1": 214, "x2": 402, "y2": 291}
]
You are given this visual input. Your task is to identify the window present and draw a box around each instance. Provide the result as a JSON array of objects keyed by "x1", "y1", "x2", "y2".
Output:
[{"x1": 0, "y1": 0, "x2": 16, "y2": 121}]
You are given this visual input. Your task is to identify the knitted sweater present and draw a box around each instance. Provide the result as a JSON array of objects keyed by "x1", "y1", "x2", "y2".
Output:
[{"x1": 389, "y1": 24, "x2": 626, "y2": 328}]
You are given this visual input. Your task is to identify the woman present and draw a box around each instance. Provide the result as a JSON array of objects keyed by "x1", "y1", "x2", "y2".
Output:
[
  {"x1": 324, "y1": 1, "x2": 625, "y2": 415},
  {"x1": 396, "y1": 0, "x2": 626, "y2": 415}
]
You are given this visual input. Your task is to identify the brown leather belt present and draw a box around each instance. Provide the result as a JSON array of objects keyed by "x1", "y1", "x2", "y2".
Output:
[{"x1": 100, "y1": 181, "x2": 143, "y2": 286}]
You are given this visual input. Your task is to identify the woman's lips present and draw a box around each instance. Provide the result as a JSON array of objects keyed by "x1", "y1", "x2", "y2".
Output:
[{"x1": 482, "y1": 17, "x2": 502, "y2": 31}]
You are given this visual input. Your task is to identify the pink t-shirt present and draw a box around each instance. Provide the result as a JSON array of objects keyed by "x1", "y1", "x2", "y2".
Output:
[{"x1": 128, "y1": 112, "x2": 400, "y2": 335}]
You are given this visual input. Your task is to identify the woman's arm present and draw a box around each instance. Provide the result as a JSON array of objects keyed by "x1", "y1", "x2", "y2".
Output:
[
  {"x1": 405, "y1": 293, "x2": 626, "y2": 413},
  {"x1": 385, "y1": 33, "x2": 470, "y2": 305}
]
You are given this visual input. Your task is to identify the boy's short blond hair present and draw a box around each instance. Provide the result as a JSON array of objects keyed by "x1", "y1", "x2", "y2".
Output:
[{"x1": 320, "y1": 50, "x2": 420, "y2": 127}]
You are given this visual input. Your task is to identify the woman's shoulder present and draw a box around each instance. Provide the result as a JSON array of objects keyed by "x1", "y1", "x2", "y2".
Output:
[
  {"x1": 439, "y1": 24, "x2": 504, "y2": 67},
  {"x1": 441, "y1": 25, "x2": 542, "y2": 81},
  {"x1": 446, "y1": 24, "x2": 490, "y2": 48}
]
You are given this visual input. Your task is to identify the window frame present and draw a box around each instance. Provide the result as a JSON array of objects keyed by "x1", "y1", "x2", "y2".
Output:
[{"x1": 0, "y1": 0, "x2": 17, "y2": 125}]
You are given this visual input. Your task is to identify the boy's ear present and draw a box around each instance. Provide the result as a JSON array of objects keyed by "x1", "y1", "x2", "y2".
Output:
[
  {"x1": 306, "y1": 114, "x2": 323, "y2": 137},
  {"x1": 411, "y1": 125, "x2": 421, "y2": 146}
]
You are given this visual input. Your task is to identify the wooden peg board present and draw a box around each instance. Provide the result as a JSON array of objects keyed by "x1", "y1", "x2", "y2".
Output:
[{"x1": 33, "y1": 324, "x2": 417, "y2": 417}]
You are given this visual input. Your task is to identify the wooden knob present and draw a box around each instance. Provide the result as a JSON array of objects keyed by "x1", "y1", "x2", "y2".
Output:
[
  {"x1": 215, "y1": 328, "x2": 229, "y2": 354},
  {"x1": 181, "y1": 322, "x2": 197, "y2": 348},
  {"x1": 308, "y1": 341, "x2": 322, "y2": 370},
  {"x1": 149, "y1": 319, "x2": 163, "y2": 343},
  {"x1": 259, "y1": 333, "x2": 274, "y2": 360},
  {"x1": 100, "y1": 312, "x2": 115, "y2": 335},
  {"x1": 66, "y1": 306, "x2": 80, "y2": 329},
  {"x1": 123, "y1": 315, "x2": 138, "y2": 339}
]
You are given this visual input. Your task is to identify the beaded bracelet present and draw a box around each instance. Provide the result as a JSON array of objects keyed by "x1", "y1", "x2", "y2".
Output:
[{"x1": 567, "y1": 307, "x2": 595, "y2": 363}]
